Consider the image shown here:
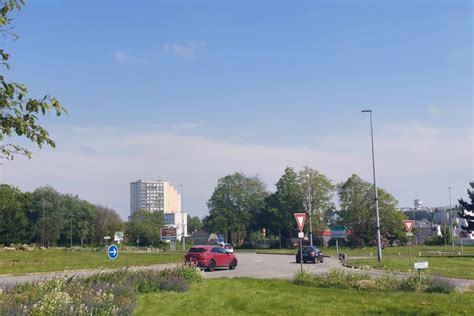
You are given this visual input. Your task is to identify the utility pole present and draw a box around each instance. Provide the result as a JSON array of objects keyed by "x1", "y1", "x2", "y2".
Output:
[
  {"x1": 179, "y1": 185, "x2": 185, "y2": 251},
  {"x1": 70, "y1": 209, "x2": 73, "y2": 248},
  {"x1": 42, "y1": 199, "x2": 45, "y2": 248},
  {"x1": 362, "y1": 109, "x2": 382, "y2": 262},
  {"x1": 449, "y1": 187, "x2": 454, "y2": 251},
  {"x1": 305, "y1": 167, "x2": 313, "y2": 247}
]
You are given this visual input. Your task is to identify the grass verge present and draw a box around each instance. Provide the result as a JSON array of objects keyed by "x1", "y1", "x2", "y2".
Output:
[
  {"x1": 346, "y1": 256, "x2": 474, "y2": 279},
  {"x1": 135, "y1": 278, "x2": 474, "y2": 315},
  {"x1": 0, "y1": 249, "x2": 183, "y2": 275}
]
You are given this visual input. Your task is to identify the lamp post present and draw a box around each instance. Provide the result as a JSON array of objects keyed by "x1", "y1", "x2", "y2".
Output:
[
  {"x1": 448, "y1": 187, "x2": 455, "y2": 251},
  {"x1": 361, "y1": 109, "x2": 382, "y2": 262},
  {"x1": 306, "y1": 169, "x2": 313, "y2": 247},
  {"x1": 179, "y1": 184, "x2": 185, "y2": 251}
]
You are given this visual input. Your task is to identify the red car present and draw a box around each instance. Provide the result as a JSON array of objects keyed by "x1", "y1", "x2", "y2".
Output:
[{"x1": 184, "y1": 245, "x2": 238, "y2": 271}]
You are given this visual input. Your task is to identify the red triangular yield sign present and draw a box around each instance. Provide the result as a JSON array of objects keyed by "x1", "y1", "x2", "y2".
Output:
[
  {"x1": 294, "y1": 213, "x2": 306, "y2": 232},
  {"x1": 403, "y1": 220, "x2": 415, "y2": 233}
]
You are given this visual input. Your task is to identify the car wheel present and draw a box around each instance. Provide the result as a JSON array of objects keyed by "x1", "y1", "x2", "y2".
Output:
[
  {"x1": 229, "y1": 260, "x2": 237, "y2": 270},
  {"x1": 207, "y1": 260, "x2": 216, "y2": 272},
  {"x1": 320, "y1": 258, "x2": 324, "y2": 263}
]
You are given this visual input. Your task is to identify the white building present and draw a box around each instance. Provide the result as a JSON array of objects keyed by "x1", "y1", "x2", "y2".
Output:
[
  {"x1": 130, "y1": 180, "x2": 182, "y2": 215},
  {"x1": 164, "y1": 212, "x2": 188, "y2": 241}
]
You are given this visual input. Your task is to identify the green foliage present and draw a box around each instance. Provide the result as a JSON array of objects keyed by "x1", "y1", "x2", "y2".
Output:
[
  {"x1": 425, "y1": 277, "x2": 456, "y2": 294},
  {"x1": 338, "y1": 174, "x2": 406, "y2": 246},
  {"x1": 424, "y1": 226, "x2": 452, "y2": 246},
  {"x1": 0, "y1": 266, "x2": 202, "y2": 315},
  {"x1": 253, "y1": 167, "x2": 334, "y2": 246},
  {"x1": 187, "y1": 215, "x2": 203, "y2": 233},
  {"x1": 203, "y1": 172, "x2": 269, "y2": 245},
  {"x1": 0, "y1": 0, "x2": 66, "y2": 160},
  {"x1": 293, "y1": 270, "x2": 442, "y2": 293},
  {"x1": 0, "y1": 184, "x2": 30, "y2": 244},
  {"x1": 127, "y1": 209, "x2": 164, "y2": 246},
  {"x1": 0, "y1": 184, "x2": 123, "y2": 247},
  {"x1": 94, "y1": 205, "x2": 125, "y2": 245}
]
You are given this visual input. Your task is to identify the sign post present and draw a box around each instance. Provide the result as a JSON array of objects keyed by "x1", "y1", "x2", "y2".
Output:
[
  {"x1": 414, "y1": 261, "x2": 428, "y2": 283},
  {"x1": 330, "y1": 225, "x2": 346, "y2": 256},
  {"x1": 294, "y1": 213, "x2": 306, "y2": 273},
  {"x1": 403, "y1": 220, "x2": 415, "y2": 265},
  {"x1": 107, "y1": 244, "x2": 119, "y2": 260}
]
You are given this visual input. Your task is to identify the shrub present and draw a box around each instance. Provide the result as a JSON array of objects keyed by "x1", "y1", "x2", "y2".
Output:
[
  {"x1": 0, "y1": 266, "x2": 202, "y2": 315},
  {"x1": 294, "y1": 270, "x2": 449, "y2": 293},
  {"x1": 425, "y1": 277, "x2": 456, "y2": 294}
]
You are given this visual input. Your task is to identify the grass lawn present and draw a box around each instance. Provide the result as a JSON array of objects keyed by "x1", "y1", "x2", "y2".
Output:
[
  {"x1": 135, "y1": 278, "x2": 474, "y2": 315},
  {"x1": 255, "y1": 245, "x2": 474, "y2": 258},
  {"x1": 0, "y1": 249, "x2": 183, "y2": 275},
  {"x1": 347, "y1": 256, "x2": 474, "y2": 279}
]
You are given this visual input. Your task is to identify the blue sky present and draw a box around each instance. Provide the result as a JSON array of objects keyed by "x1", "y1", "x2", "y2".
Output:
[{"x1": 2, "y1": 0, "x2": 472, "y2": 219}]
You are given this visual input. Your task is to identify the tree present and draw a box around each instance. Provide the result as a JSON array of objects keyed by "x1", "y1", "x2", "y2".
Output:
[
  {"x1": 337, "y1": 174, "x2": 405, "y2": 247},
  {"x1": 187, "y1": 215, "x2": 202, "y2": 233},
  {"x1": 30, "y1": 186, "x2": 67, "y2": 247},
  {"x1": 127, "y1": 209, "x2": 163, "y2": 247},
  {"x1": 0, "y1": 0, "x2": 66, "y2": 160},
  {"x1": 203, "y1": 172, "x2": 268, "y2": 245},
  {"x1": 458, "y1": 181, "x2": 474, "y2": 234},
  {"x1": 0, "y1": 184, "x2": 29, "y2": 244},
  {"x1": 298, "y1": 166, "x2": 335, "y2": 234},
  {"x1": 256, "y1": 167, "x2": 303, "y2": 243},
  {"x1": 93, "y1": 205, "x2": 124, "y2": 246},
  {"x1": 60, "y1": 194, "x2": 96, "y2": 247}
]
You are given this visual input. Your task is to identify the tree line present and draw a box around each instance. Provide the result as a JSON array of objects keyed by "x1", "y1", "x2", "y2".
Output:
[
  {"x1": 203, "y1": 167, "x2": 406, "y2": 247},
  {"x1": 0, "y1": 184, "x2": 174, "y2": 247}
]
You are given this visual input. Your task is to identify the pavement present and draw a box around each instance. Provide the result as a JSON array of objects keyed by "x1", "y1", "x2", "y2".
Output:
[{"x1": 0, "y1": 253, "x2": 472, "y2": 292}]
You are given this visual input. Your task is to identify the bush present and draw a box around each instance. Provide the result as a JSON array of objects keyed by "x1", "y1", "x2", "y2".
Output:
[
  {"x1": 293, "y1": 270, "x2": 449, "y2": 293},
  {"x1": 425, "y1": 277, "x2": 456, "y2": 294},
  {"x1": 0, "y1": 265, "x2": 203, "y2": 315}
]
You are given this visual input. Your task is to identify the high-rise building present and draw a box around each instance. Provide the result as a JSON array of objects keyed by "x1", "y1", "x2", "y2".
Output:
[{"x1": 130, "y1": 180, "x2": 182, "y2": 215}]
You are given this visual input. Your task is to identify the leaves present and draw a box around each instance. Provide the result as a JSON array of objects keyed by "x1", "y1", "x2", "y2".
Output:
[{"x1": 0, "y1": 0, "x2": 66, "y2": 161}]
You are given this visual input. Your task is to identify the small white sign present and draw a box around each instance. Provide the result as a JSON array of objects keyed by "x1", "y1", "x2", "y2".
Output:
[
  {"x1": 298, "y1": 232, "x2": 304, "y2": 239},
  {"x1": 406, "y1": 232, "x2": 414, "y2": 237},
  {"x1": 414, "y1": 261, "x2": 428, "y2": 269}
]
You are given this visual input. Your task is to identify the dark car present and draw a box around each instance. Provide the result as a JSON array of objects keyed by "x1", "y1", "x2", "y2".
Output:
[
  {"x1": 296, "y1": 246, "x2": 324, "y2": 263},
  {"x1": 184, "y1": 245, "x2": 238, "y2": 271}
]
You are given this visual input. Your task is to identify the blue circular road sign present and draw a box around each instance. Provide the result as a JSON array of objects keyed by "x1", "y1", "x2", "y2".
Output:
[{"x1": 107, "y1": 244, "x2": 119, "y2": 260}]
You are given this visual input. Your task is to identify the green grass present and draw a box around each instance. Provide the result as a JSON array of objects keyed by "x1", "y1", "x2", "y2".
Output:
[
  {"x1": 0, "y1": 248, "x2": 183, "y2": 275},
  {"x1": 256, "y1": 245, "x2": 474, "y2": 257},
  {"x1": 347, "y1": 256, "x2": 474, "y2": 279},
  {"x1": 135, "y1": 278, "x2": 474, "y2": 315}
]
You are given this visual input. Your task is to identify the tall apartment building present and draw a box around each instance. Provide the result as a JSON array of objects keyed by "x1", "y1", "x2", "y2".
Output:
[{"x1": 130, "y1": 180, "x2": 182, "y2": 215}]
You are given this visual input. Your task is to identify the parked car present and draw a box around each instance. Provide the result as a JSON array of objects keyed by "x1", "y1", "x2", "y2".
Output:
[
  {"x1": 216, "y1": 242, "x2": 234, "y2": 253},
  {"x1": 295, "y1": 246, "x2": 324, "y2": 263},
  {"x1": 184, "y1": 245, "x2": 238, "y2": 271}
]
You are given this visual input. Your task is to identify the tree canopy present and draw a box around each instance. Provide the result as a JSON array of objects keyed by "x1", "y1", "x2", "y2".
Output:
[
  {"x1": 0, "y1": 0, "x2": 66, "y2": 160},
  {"x1": 203, "y1": 172, "x2": 269, "y2": 245},
  {"x1": 337, "y1": 174, "x2": 406, "y2": 246}
]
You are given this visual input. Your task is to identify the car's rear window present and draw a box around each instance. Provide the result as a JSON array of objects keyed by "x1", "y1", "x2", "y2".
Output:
[{"x1": 189, "y1": 247, "x2": 207, "y2": 253}]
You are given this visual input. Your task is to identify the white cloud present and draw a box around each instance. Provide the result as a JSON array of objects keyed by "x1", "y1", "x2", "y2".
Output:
[
  {"x1": 112, "y1": 50, "x2": 145, "y2": 64},
  {"x1": 162, "y1": 42, "x2": 206, "y2": 59},
  {"x1": 2, "y1": 124, "x2": 472, "y2": 219}
]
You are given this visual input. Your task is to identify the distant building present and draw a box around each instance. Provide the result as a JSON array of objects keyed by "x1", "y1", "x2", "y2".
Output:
[
  {"x1": 414, "y1": 199, "x2": 423, "y2": 209},
  {"x1": 164, "y1": 212, "x2": 188, "y2": 241},
  {"x1": 130, "y1": 180, "x2": 182, "y2": 215}
]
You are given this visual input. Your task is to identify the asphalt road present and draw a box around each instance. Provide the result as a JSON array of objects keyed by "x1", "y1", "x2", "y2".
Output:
[{"x1": 205, "y1": 252, "x2": 340, "y2": 279}]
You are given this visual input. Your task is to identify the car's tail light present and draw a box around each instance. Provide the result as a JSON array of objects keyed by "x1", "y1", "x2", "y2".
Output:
[{"x1": 310, "y1": 252, "x2": 315, "y2": 256}]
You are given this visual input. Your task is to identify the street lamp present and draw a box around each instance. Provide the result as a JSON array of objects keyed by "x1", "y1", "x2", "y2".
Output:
[
  {"x1": 179, "y1": 184, "x2": 185, "y2": 251},
  {"x1": 304, "y1": 168, "x2": 313, "y2": 247},
  {"x1": 361, "y1": 109, "x2": 382, "y2": 262},
  {"x1": 448, "y1": 187, "x2": 455, "y2": 251}
]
